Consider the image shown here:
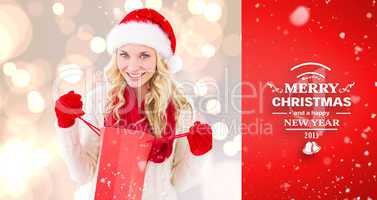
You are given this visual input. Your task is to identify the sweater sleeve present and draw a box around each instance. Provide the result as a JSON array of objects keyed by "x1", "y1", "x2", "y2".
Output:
[
  {"x1": 171, "y1": 102, "x2": 211, "y2": 192},
  {"x1": 55, "y1": 88, "x2": 103, "y2": 185}
]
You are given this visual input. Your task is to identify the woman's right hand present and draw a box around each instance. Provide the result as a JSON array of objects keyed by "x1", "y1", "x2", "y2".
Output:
[{"x1": 55, "y1": 90, "x2": 85, "y2": 128}]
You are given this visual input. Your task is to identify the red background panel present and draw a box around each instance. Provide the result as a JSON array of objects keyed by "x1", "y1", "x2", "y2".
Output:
[{"x1": 242, "y1": 0, "x2": 377, "y2": 199}]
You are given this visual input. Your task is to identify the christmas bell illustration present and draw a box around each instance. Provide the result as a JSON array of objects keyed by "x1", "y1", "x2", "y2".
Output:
[{"x1": 302, "y1": 141, "x2": 321, "y2": 155}]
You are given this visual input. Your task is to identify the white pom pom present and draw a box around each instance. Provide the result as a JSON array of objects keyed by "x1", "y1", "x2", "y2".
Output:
[{"x1": 167, "y1": 55, "x2": 183, "y2": 74}]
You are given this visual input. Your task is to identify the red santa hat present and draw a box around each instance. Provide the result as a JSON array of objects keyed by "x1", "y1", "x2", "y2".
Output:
[{"x1": 106, "y1": 8, "x2": 182, "y2": 74}]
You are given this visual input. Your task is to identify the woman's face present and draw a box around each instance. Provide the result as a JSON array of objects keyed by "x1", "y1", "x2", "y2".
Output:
[{"x1": 117, "y1": 44, "x2": 157, "y2": 88}]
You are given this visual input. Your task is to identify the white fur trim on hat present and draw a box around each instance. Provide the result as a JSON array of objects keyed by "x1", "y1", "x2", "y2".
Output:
[{"x1": 106, "y1": 22, "x2": 173, "y2": 59}]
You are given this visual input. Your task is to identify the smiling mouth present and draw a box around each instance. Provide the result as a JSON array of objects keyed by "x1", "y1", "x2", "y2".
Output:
[{"x1": 126, "y1": 72, "x2": 146, "y2": 79}]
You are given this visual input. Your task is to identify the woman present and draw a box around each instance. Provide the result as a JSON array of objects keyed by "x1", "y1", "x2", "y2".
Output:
[{"x1": 54, "y1": 8, "x2": 211, "y2": 200}]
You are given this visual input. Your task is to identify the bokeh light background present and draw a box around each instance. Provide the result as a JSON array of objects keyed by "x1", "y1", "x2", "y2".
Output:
[{"x1": 0, "y1": 0, "x2": 241, "y2": 199}]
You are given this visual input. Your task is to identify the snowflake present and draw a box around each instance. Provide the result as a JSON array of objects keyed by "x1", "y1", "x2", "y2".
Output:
[
  {"x1": 366, "y1": 12, "x2": 373, "y2": 19},
  {"x1": 364, "y1": 126, "x2": 372, "y2": 133},
  {"x1": 339, "y1": 32, "x2": 346, "y2": 39},
  {"x1": 354, "y1": 45, "x2": 363, "y2": 55},
  {"x1": 344, "y1": 136, "x2": 352, "y2": 144},
  {"x1": 280, "y1": 182, "x2": 291, "y2": 192},
  {"x1": 370, "y1": 112, "x2": 377, "y2": 119}
]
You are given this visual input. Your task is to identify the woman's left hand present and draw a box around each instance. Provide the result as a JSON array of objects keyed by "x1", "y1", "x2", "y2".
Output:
[{"x1": 187, "y1": 121, "x2": 212, "y2": 156}]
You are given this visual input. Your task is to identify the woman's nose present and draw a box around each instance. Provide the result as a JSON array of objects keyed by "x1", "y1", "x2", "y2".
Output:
[{"x1": 128, "y1": 57, "x2": 141, "y2": 71}]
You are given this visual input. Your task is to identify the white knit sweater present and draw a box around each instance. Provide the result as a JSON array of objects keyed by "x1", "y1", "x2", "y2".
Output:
[{"x1": 55, "y1": 85, "x2": 208, "y2": 200}]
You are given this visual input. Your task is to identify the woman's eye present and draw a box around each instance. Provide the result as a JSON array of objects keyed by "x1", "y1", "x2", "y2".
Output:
[
  {"x1": 120, "y1": 53, "x2": 129, "y2": 58},
  {"x1": 140, "y1": 54, "x2": 150, "y2": 59}
]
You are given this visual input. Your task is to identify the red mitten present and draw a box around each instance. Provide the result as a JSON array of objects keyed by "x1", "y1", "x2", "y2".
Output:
[
  {"x1": 55, "y1": 91, "x2": 85, "y2": 128},
  {"x1": 149, "y1": 136, "x2": 174, "y2": 163},
  {"x1": 187, "y1": 121, "x2": 213, "y2": 156}
]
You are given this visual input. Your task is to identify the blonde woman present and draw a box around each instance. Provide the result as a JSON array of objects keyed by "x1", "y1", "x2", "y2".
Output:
[{"x1": 54, "y1": 8, "x2": 212, "y2": 200}]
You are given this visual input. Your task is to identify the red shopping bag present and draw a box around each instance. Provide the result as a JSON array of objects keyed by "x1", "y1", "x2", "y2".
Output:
[
  {"x1": 94, "y1": 127, "x2": 155, "y2": 200},
  {"x1": 77, "y1": 116, "x2": 212, "y2": 200}
]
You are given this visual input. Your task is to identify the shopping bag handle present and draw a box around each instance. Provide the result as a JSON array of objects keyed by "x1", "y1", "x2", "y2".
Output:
[
  {"x1": 77, "y1": 116, "x2": 101, "y2": 136},
  {"x1": 75, "y1": 116, "x2": 204, "y2": 140}
]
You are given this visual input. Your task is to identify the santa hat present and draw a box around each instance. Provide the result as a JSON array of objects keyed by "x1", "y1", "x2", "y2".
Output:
[{"x1": 106, "y1": 8, "x2": 182, "y2": 74}]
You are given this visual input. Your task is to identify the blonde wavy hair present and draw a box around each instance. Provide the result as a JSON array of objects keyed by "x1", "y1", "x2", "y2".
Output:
[{"x1": 104, "y1": 51, "x2": 192, "y2": 138}]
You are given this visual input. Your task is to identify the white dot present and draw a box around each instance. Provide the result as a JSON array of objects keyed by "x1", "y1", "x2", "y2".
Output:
[
  {"x1": 364, "y1": 150, "x2": 369, "y2": 156},
  {"x1": 145, "y1": 0, "x2": 162, "y2": 11},
  {"x1": 201, "y1": 43, "x2": 216, "y2": 58},
  {"x1": 124, "y1": 0, "x2": 143, "y2": 12},
  {"x1": 354, "y1": 45, "x2": 363, "y2": 55},
  {"x1": 2, "y1": 62, "x2": 17, "y2": 76},
  {"x1": 366, "y1": 12, "x2": 373, "y2": 19},
  {"x1": 345, "y1": 188, "x2": 350, "y2": 193},
  {"x1": 212, "y1": 122, "x2": 229, "y2": 140},
  {"x1": 187, "y1": 0, "x2": 206, "y2": 15},
  {"x1": 343, "y1": 136, "x2": 351, "y2": 144},
  {"x1": 11, "y1": 69, "x2": 31, "y2": 88},
  {"x1": 27, "y1": 90, "x2": 45, "y2": 113},
  {"x1": 223, "y1": 141, "x2": 239, "y2": 156},
  {"x1": 52, "y1": 2, "x2": 64, "y2": 16},
  {"x1": 90, "y1": 36, "x2": 106, "y2": 54},
  {"x1": 371, "y1": 113, "x2": 376, "y2": 119},
  {"x1": 204, "y1": 3, "x2": 222, "y2": 22},
  {"x1": 206, "y1": 99, "x2": 221, "y2": 115},
  {"x1": 339, "y1": 32, "x2": 345, "y2": 39},
  {"x1": 113, "y1": 8, "x2": 122, "y2": 18},
  {"x1": 290, "y1": 6, "x2": 310, "y2": 26}
]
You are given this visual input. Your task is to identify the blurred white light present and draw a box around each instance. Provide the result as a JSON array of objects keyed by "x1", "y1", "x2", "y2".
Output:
[
  {"x1": 0, "y1": 140, "x2": 52, "y2": 197},
  {"x1": 52, "y1": 2, "x2": 65, "y2": 16},
  {"x1": 339, "y1": 32, "x2": 346, "y2": 39},
  {"x1": 58, "y1": 64, "x2": 83, "y2": 83},
  {"x1": 212, "y1": 122, "x2": 229, "y2": 140},
  {"x1": 27, "y1": 90, "x2": 45, "y2": 113},
  {"x1": 187, "y1": 0, "x2": 206, "y2": 15},
  {"x1": 194, "y1": 81, "x2": 208, "y2": 96},
  {"x1": 233, "y1": 134, "x2": 241, "y2": 150},
  {"x1": 113, "y1": 8, "x2": 122, "y2": 19},
  {"x1": 0, "y1": 4, "x2": 33, "y2": 62},
  {"x1": 90, "y1": 36, "x2": 106, "y2": 54},
  {"x1": 0, "y1": 26, "x2": 13, "y2": 61},
  {"x1": 222, "y1": 33, "x2": 241, "y2": 56},
  {"x1": 206, "y1": 99, "x2": 221, "y2": 115},
  {"x1": 223, "y1": 141, "x2": 239, "y2": 156},
  {"x1": 204, "y1": 3, "x2": 222, "y2": 22},
  {"x1": 145, "y1": 0, "x2": 162, "y2": 10},
  {"x1": 366, "y1": 12, "x2": 373, "y2": 19},
  {"x1": 290, "y1": 6, "x2": 310, "y2": 26},
  {"x1": 2, "y1": 62, "x2": 17, "y2": 76},
  {"x1": 201, "y1": 43, "x2": 216, "y2": 58},
  {"x1": 124, "y1": 0, "x2": 143, "y2": 12},
  {"x1": 11, "y1": 69, "x2": 31, "y2": 88}
]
